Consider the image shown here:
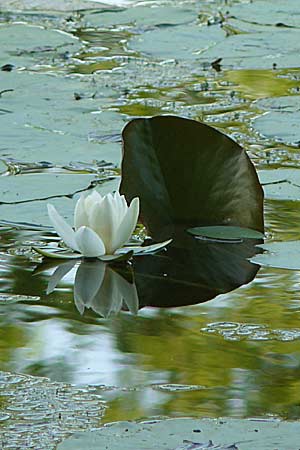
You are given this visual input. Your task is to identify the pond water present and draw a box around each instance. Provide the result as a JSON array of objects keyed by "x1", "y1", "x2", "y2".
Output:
[{"x1": 1, "y1": 0, "x2": 300, "y2": 448}]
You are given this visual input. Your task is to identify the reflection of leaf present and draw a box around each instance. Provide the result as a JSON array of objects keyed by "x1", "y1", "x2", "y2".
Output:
[
  {"x1": 121, "y1": 236, "x2": 262, "y2": 308},
  {"x1": 250, "y1": 241, "x2": 300, "y2": 270},
  {"x1": 188, "y1": 226, "x2": 264, "y2": 241},
  {"x1": 120, "y1": 116, "x2": 263, "y2": 241}
]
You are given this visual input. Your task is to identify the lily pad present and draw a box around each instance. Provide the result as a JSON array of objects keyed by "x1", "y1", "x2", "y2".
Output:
[
  {"x1": 0, "y1": 176, "x2": 118, "y2": 224},
  {"x1": 253, "y1": 96, "x2": 300, "y2": 146},
  {"x1": 258, "y1": 169, "x2": 300, "y2": 201},
  {"x1": 188, "y1": 226, "x2": 264, "y2": 241},
  {"x1": 0, "y1": 23, "x2": 81, "y2": 68},
  {"x1": 0, "y1": 0, "x2": 116, "y2": 11},
  {"x1": 250, "y1": 240, "x2": 300, "y2": 270},
  {"x1": 0, "y1": 71, "x2": 123, "y2": 165},
  {"x1": 57, "y1": 417, "x2": 300, "y2": 450},
  {"x1": 86, "y1": 5, "x2": 196, "y2": 29},
  {"x1": 199, "y1": 28, "x2": 300, "y2": 69},
  {"x1": 129, "y1": 23, "x2": 225, "y2": 61},
  {"x1": 120, "y1": 116, "x2": 264, "y2": 241},
  {"x1": 228, "y1": 0, "x2": 300, "y2": 28}
]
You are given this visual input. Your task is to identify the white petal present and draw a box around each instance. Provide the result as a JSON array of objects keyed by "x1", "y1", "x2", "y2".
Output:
[
  {"x1": 47, "y1": 261, "x2": 76, "y2": 294},
  {"x1": 47, "y1": 204, "x2": 79, "y2": 252},
  {"x1": 114, "y1": 192, "x2": 128, "y2": 222},
  {"x1": 90, "y1": 194, "x2": 119, "y2": 254},
  {"x1": 74, "y1": 195, "x2": 89, "y2": 230},
  {"x1": 74, "y1": 260, "x2": 105, "y2": 313},
  {"x1": 112, "y1": 197, "x2": 139, "y2": 252},
  {"x1": 75, "y1": 226, "x2": 106, "y2": 257},
  {"x1": 84, "y1": 190, "x2": 103, "y2": 213}
]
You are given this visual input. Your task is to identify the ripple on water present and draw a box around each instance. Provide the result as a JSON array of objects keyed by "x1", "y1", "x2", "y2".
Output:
[
  {"x1": 0, "y1": 371, "x2": 106, "y2": 449},
  {"x1": 201, "y1": 322, "x2": 300, "y2": 342}
]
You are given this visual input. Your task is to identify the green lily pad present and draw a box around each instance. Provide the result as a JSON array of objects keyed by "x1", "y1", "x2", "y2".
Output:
[
  {"x1": 253, "y1": 96, "x2": 300, "y2": 146},
  {"x1": 0, "y1": 0, "x2": 113, "y2": 11},
  {"x1": 120, "y1": 116, "x2": 264, "y2": 241},
  {"x1": 250, "y1": 240, "x2": 300, "y2": 270},
  {"x1": 0, "y1": 175, "x2": 118, "y2": 225},
  {"x1": 199, "y1": 28, "x2": 300, "y2": 69},
  {"x1": 228, "y1": 0, "x2": 300, "y2": 28},
  {"x1": 129, "y1": 22, "x2": 225, "y2": 61},
  {"x1": 188, "y1": 226, "x2": 264, "y2": 241},
  {"x1": 0, "y1": 23, "x2": 81, "y2": 68},
  {"x1": 258, "y1": 169, "x2": 300, "y2": 201},
  {"x1": 57, "y1": 417, "x2": 300, "y2": 450},
  {"x1": 0, "y1": 71, "x2": 123, "y2": 166},
  {"x1": 86, "y1": 5, "x2": 196, "y2": 29}
]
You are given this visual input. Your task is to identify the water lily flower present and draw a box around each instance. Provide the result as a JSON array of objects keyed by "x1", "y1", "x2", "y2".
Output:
[{"x1": 33, "y1": 191, "x2": 171, "y2": 261}]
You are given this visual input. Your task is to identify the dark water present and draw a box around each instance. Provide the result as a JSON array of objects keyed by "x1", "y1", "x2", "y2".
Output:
[{"x1": 1, "y1": 0, "x2": 300, "y2": 447}]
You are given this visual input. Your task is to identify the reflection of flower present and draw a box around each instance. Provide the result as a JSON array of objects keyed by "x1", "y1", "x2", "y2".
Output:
[
  {"x1": 34, "y1": 191, "x2": 171, "y2": 261},
  {"x1": 47, "y1": 260, "x2": 139, "y2": 318}
]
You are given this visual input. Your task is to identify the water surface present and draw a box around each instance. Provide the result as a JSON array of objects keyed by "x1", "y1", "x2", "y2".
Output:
[{"x1": 1, "y1": 0, "x2": 300, "y2": 447}]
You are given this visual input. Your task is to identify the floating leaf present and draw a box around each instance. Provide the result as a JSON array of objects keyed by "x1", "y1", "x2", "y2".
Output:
[
  {"x1": 188, "y1": 226, "x2": 264, "y2": 241},
  {"x1": 253, "y1": 97, "x2": 300, "y2": 146},
  {"x1": 258, "y1": 169, "x2": 300, "y2": 201},
  {"x1": 250, "y1": 241, "x2": 300, "y2": 270},
  {"x1": 57, "y1": 416, "x2": 300, "y2": 450},
  {"x1": 120, "y1": 116, "x2": 264, "y2": 241}
]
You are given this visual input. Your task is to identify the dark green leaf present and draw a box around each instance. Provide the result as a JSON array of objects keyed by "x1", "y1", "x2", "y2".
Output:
[{"x1": 120, "y1": 116, "x2": 264, "y2": 241}]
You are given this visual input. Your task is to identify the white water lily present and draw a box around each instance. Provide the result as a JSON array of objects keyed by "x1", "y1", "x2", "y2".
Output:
[{"x1": 33, "y1": 191, "x2": 171, "y2": 261}]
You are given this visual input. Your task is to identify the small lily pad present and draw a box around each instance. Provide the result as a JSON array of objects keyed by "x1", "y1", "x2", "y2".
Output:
[{"x1": 188, "y1": 226, "x2": 264, "y2": 241}]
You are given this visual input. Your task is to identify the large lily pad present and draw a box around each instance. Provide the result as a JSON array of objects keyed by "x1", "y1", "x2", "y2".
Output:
[
  {"x1": 58, "y1": 417, "x2": 300, "y2": 450},
  {"x1": 120, "y1": 116, "x2": 264, "y2": 241}
]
